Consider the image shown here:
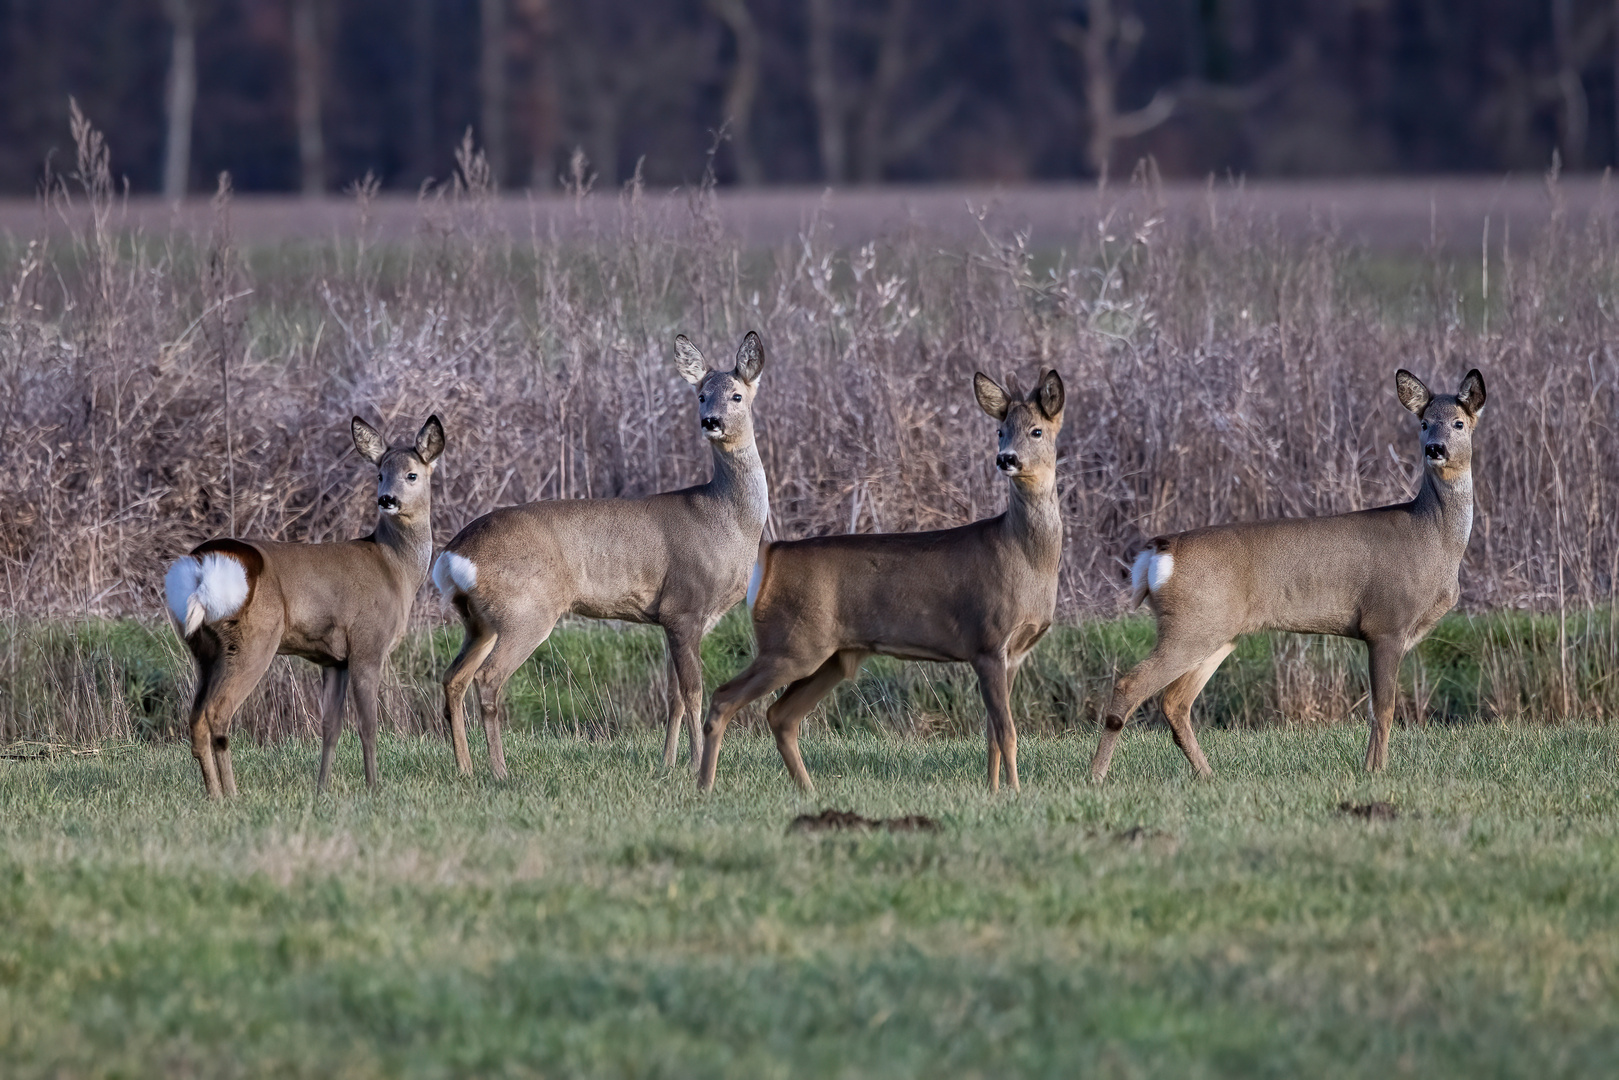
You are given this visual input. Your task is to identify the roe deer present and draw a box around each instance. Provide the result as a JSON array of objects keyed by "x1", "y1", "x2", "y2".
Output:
[
  {"x1": 1089, "y1": 368, "x2": 1486, "y2": 781},
  {"x1": 164, "y1": 414, "x2": 445, "y2": 797},
  {"x1": 433, "y1": 332, "x2": 770, "y2": 778},
  {"x1": 696, "y1": 369, "x2": 1066, "y2": 794}
]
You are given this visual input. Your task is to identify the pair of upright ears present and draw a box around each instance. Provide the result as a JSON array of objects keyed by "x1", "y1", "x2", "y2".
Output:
[
  {"x1": 352, "y1": 415, "x2": 445, "y2": 465},
  {"x1": 675, "y1": 331, "x2": 765, "y2": 386},
  {"x1": 1396, "y1": 369, "x2": 1486, "y2": 417},
  {"x1": 974, "y1": 369, "x2": 1065, "y2": 422}
]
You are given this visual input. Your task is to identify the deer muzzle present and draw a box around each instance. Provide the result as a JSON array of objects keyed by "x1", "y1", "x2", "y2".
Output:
[
  {"x1": 701, "y1": 417, "x2": 724, "y2": 436},
  {"x1": 378, "y1": 494, "x2": 401, "y2": 514},
  {"x1": 1423, "y1": 443, "x2": 1448, "y2": 463},
  {"x1": 996, "y1": 452, "x2": 1020, "y2": 473}
]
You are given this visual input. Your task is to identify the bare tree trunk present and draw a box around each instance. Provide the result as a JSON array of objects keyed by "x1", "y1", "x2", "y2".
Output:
[
  {"x1": 1058, "y1": 0, "x2": 1172, "y2": 179},
  {"x1": 709, "y1": 0, "x2": 762, "y2": 185},
  {"x1": 517, "y1": 0, "x2": 557, "y2": 188},
  {"x1": 292, "y1": 0, "x2": 325, "y2": 196},
  {"x1": 480, "y1": 0, "x2": 508, "y2": 186},
  {"x1": 410, "y1": 0, "x2": 435, "y2": 184},
  {"x1": 807, "y1": 0, "x2": 845, "y2": 183},
  {"x1": 1552, "y1": 0, "x2": 1588, "y2": 170},
  {"x1": 161, "y1": 0, "x2": 196, "y2": 201},
  {"x1": 855, "y1": 0, "x2": 909, "y2": 183}
]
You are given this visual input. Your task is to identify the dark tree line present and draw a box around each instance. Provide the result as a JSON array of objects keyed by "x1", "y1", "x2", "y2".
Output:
[{"x1": 0, "y1": 0, "x2": 1613, "y2": 195}]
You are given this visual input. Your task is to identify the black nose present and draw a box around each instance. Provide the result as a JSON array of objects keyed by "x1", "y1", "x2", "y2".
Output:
[
  {"x1": 997, "y1": 452, "x2": 1019, "y2": 471},
  {"x1": 1424, "y1": 444, "x2": 1447, "y2": 461},
  {"x1": 378, "y1": 495, "x2": 400, "y2": 509},
  {"x1": 702, "y1": 417, "x2": 723, "y2": 432}
]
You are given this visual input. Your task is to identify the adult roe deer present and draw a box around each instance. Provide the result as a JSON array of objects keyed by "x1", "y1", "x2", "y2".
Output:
[
  {"x1": 164, "y1": 414, "x2": 445, "y2": 797},
  {"x1": 433, "y1": 332, "x2": 770, "y2": 777},
  {"x1": 696, "y1": 369, "x2": 1066, "y2": 794},
  {"x1": 1089, "y1": 368, "x2": 1486, "y2": 781}
]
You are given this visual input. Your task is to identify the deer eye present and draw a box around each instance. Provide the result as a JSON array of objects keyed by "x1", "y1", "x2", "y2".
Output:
[
  {"x1": 698, "y1": 394, "x2": 706, "y2": 403},
  {"x1": 407, "y1": 473, "x2": 418, "y2": 482},
  {"x1": 1452, "y1": 420, "x2": 1464, "y2": 430},
  {"x1": 1420, "y1": 420, "x2": 1428, "y2": 430},
  {"x1": 731, "y1": 393, "x2": 743, "y2": 402},
  {"x1": 1031, "y1": 428, "x2": 1043, "y2": 438}
]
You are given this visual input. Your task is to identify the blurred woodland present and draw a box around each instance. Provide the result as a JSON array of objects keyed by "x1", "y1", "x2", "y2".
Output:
[{"x1": 1, "y1": 0, "x2": 1616, "y2": 195}]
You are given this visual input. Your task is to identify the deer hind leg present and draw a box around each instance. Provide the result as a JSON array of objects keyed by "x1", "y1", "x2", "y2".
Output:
[
  {"x1": 1363, "y1": 638, "x2": 1405, "y2": 772},
  {"x1": 1090, "y1": 630, "x2": 1229, "y2": 782},
  {"x1": 1159, "y1": 643, "x2": 1234, "y2": 778},
  {"x1": 314, "y1": 664, "x2": 351, "y2": 793},
  {"x1": 474, "y1": 621, "x2": 554, "y2": 781},
  {"x1": 765, "y1": 651, "x2": 863, "y2": 794},
  {"x1": 442, "y1": 624, "x2": 498, "y2": 776},
  {"x1": 191, "y1": 628, "x2": 279, "y2": 799},
  {"x1": 661, "y1": 619, "x2": 707, "y2": 772},
  {"x1": 698, "y1": 653, "x2": 823, "y2": 792},
  {"x1": 344, "y1": 660, "x2": 387, "y2": 790}
]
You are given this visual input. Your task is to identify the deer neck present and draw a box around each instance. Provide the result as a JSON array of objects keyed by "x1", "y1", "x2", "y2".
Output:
[
  {"x1": 1002, "y1": 472, "x2": 1063, "y2": 565},
  {"x1": 704, "y1": 435, "x2": 769, "y2": 534},
  {"x1": 1412, "y1": 462, "x2": 1474, "y2": 552},
  {"x1": 371, "y1": 508, "x2": 435, "y2": 587}
]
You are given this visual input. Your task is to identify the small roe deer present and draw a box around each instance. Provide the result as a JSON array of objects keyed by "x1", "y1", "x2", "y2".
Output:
[
  {"x1": 433, "y1": 332, "x2": 770, "y2": 778},
  {"x1": 1089, "y1": 368, "x2": 1486, "y2": 781},
  {"x1": 697, "y1": 369, "x2": 1066, "y2": 794},
  {"x1": 164, "y1": 415, "x2": 445, "y2": 797}
]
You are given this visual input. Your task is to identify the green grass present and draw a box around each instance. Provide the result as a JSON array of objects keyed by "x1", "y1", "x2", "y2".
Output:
[
  {"x1": 6, "y1": 607, "x2": 1617, "y2": 746},
  {"x1": 3, "y1": 724, "x2": 1619, "y2": 1077}
]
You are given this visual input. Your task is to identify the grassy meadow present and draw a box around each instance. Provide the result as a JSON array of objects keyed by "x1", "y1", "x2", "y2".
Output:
[
  {"x1": 4, "y1": 723, "x2": 1619, "y2": 1078},
  {"x1": 5, "y1": 119, "x2": 1619, "y2": 1075}
]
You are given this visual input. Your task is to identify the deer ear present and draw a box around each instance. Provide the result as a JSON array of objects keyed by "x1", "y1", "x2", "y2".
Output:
[
  {"x1": 1456, "y1": 369, "x2": 1486, "y2": 416},
  {"x1": 674, "y1": 335, "x2": 707, "y2": 385},
  {"x1": 1395, "y1": 369, "x2": 1433, "y2": 415},
  {"x1": 415, "y1": 414, "x2": 445, "y2": 464},
  {"x1": 352, "y1": 417, "x2": 388, "y2": 464},
  {"x1": 974, "y1": 372, "x2": 1011, "y2": 420},
  {"x1": 1035, "y1": 369, "x2": 1065, "y2": 421},
  {"x1": 734, "y1": 330, "x2": 765, "y2": 385}
]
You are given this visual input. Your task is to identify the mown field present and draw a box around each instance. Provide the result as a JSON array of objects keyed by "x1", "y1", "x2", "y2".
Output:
[{"x1": 3, "y1": 722, "x2": 1618, "y2": 1078}]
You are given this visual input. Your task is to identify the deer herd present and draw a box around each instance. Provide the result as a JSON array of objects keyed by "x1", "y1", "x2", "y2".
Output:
[{"x1": 163, "y1": 330, "x2": 1486, "y2": 799}]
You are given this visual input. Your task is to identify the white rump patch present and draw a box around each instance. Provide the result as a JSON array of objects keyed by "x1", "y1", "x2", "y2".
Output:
[
  {"x1": 164, "y1": 552, "x2": 249, "y2": 637},
  {"x1": 432, "y1": 551, "x2": 478, "y2": 602},
  {"x1": 745, "y1": 557, "x2": 765, "y2": 610},
  {"x1": 1148, "y1": 552, "x2": 1175, "y2": 591},
  {"x1": 1129, "y1": 548, "x2": 1174, "y2": 607}
]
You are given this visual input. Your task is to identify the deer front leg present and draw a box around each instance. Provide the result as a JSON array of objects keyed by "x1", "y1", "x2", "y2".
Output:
[
  {"x1": 662, "y1": 620, "x2": 706, "y2": 772},
  {"x1": 350, "y1": 662, "x2": 383, "y2": 789},
  {"x1": 973, "y1": 655, "x2": 1019, "y2": 793},
  {"x1": 315, "y1": 664, "x2": 350, "y2": 793},
  {"x1": 1363, "y1": 638, "x2": 1404, "y2": 772}
]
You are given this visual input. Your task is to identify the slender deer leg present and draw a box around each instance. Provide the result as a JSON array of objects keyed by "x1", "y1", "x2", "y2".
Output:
[
  {"x1": 1090, "y1": 631, "x2": 1227, "y2": 782},
  {"x1": 662, "y1": 619, "x2": 706, "y2": 771},
  {"x1": 973, "y1": 655, "x2": 1019, "y2": 793},
  {"x1": 185, "y1": 649, "x2": 224, "y2": 797},
  {"x1": 350, "y1": 661, "x2": 383, "y2": 789},
  {"x1": 698, "y1": 655, "x2": 821, "y2": 792},
  {"x1": 765, "y1": 651, "x2": 862, "y2": 793},
  {"x1": 315, "y1": 664, "x2": 351, "y2": 793},
  {"x1": 659, "y1": 640, "x2": 685, "y2": 769},
  {"x1": 1159, "y1": 643, "x2": 1234, "y2": 778},
  {"x1": 442, "y1": 625, "x2": 498, "y2": 776},
  {"x1": 193, "y1": 630, "x2": 279, "y2": 799},
  {"x1": 474, "y1": 623, "x2": 553, "y2": 781},
  {"x1": 1363, "y1": 638, "x2": 1404, "y2": 772}
]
